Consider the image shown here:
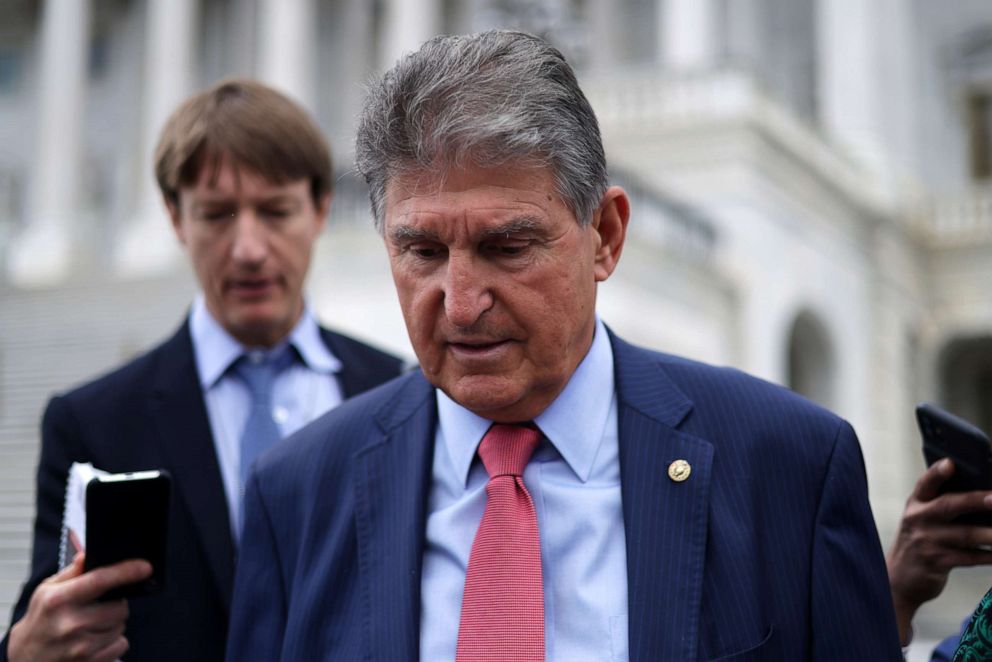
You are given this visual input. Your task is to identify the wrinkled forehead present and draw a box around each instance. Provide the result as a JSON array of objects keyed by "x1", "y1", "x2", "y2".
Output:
[
  {"x1": 381, "y1": 164, "x2": 578, "y2": 247},
  {"x1": 385, "y1": 159, "x2": 558, "y2": 204}
]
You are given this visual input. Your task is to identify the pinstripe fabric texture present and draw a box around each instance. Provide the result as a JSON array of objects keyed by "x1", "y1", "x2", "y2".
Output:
[
  {"x1": 227, "y1": 331, "x2": 903, "y2": 661},
  {"x1": 456, "y1": 425, "x2": 544, "y2": 662},
  {"x1": 610, "y1": 332, "x2": 901, "y2": 661}
]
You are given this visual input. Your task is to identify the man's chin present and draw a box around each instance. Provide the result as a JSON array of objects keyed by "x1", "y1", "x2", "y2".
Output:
[
  {"x1": 223, "y1": 314, "x2": 291, "y2": 348},
  {"x1": 440, "y1": 376, "x2": 545, "y2": 422}
]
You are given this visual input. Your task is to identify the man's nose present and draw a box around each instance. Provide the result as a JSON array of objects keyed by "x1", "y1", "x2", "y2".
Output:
[
  {"x1": 442, "y1": 254, "x2": 493, "y2": 328},
  {"x1": 230, "y1": 212, "x2": 268, "y2": 265}
]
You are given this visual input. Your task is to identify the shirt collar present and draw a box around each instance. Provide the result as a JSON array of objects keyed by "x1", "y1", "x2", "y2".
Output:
[
  {"x1": 188, "y1": 295, "x2": 341, "y2": 389},
  {"x1": 287, "y1": 308, "x2": 342, "y2": 375},
  {"x1": 437, "y1": 318, "x2": 615, "y2": 486}
]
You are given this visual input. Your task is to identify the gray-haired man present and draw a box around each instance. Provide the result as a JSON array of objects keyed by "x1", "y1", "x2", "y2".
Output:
[{"x1": 226, "y1": 30, "x2": 901, "y2": 661}]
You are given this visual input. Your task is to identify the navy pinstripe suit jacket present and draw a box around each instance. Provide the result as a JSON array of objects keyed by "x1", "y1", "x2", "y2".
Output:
[{"x1": 228, "y1": 331, "x2": 902, "y2": 661}]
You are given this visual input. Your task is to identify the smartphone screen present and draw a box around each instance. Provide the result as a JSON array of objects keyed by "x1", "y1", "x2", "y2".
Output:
[{"x1": 84, "y1": 471, "x2": 171, "y2": 599}]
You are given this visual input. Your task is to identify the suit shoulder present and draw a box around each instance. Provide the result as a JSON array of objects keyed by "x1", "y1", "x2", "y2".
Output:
[
  {"x1": 614, "y1": 337, "x2": 845, "y2": 437},
  {"x1": 680, "y1": 355, "x2": 838, "y2": 427},
  {"x1": 53, "y1": 327, "x2": 187, "y2": 413},
  {"x1": 321, "y1": 328, "x2": 404, "y2": 373}
]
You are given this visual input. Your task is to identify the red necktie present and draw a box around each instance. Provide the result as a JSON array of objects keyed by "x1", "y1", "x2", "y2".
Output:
[{"x1": 456, "y1": 424, "x2": 544, "y2": 662}]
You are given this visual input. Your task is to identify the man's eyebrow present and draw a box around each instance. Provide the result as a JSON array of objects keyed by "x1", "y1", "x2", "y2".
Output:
[
  {"x1": 191, "y1": 196, "x2": 235, "y2": 206},
  {"x1": 480, "y1": 217, "x2": 543, "y2": 239},
  {"x1": 257, "y1": 194, "x2": 301, "y2": 205},
  {"x1": 192, "y1": 193, "x2": 300, "y2": 206},
  {"x1": 388, "y1": 225, "x2": 441, "y2": 242},
  {"x1": 388, "y1": 217, "x2": 544, "y2": 243}
]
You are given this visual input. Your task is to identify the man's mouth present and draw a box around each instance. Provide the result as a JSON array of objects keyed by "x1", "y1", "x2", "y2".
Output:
[
  {"x1": 447, "y1": 338, "x2": 512, "y2": 359},
  {"x1": 228, "y1": 278, "x2": 276, "y2": 297}
]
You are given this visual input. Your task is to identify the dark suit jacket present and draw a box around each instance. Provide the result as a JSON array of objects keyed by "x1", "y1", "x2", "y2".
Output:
[
  {"x1": 227, "y1": 331, "x2": 902, "y2": 661},
  {"x1": 2, "y1": 321, "x2": 402, "y2": 662}
]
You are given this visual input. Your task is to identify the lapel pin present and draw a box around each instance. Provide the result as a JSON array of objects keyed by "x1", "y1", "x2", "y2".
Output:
[{"x1": 668, "y1": 459, "x2": 691, "y2": 482}]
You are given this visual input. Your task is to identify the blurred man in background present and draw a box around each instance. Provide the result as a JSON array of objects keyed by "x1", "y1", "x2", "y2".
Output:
[{"x1": 2, "y1": 79, "x2": 402, "y2": 662}]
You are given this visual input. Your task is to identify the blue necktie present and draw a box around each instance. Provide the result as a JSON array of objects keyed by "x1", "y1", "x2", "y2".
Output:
[{"x1": 236, "y1": 347, "x2": 295, "y2": 489}]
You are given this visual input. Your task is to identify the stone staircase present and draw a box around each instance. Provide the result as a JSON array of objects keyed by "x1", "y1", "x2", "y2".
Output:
[{"x1": 0, "y1": 269, "x2": 195, "y2": 626}]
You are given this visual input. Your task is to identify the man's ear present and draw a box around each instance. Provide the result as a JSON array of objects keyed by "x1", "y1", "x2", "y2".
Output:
[
  {"x1": 591, "y1": 186, "x2": 630, "y2": 282},
  {"x1": 166, "y1": 197, "x2": 187, "y2": 245}
]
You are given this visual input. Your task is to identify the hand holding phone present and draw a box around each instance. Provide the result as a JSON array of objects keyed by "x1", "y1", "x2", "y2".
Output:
[
  {"x1": 8, "y1": 554, "x2": 152, "y2": 662},
  {"x1": 887, "y1": 457, "x2": 992, "y2": 646}
]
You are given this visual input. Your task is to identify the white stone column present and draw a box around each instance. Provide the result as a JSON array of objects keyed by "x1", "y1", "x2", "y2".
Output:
[
  {"x1": 379, "y1": 0, "x2": 441, "y2": 71},
  {"x1": 818, "y1": 0, "x2": 915, "y2": 181},
  {"x1": 229, "y1": 0, "x2": 259, "y2": 77},
  {"x1": 257, "y1": 0, "x2": 317, "y2": 111},
  {"x1": 723, "y1": 0, "x2": 761, "y2": 68},
  {"x1": 8, "y1": 0, "x2": 91, "y2": 286},
  {"x1": 817, "y1": 0, "x2": 883, "y2": 173},
  {"x1": 333, "y1": 0, "x2": 375, "y2": 157},
  {"x1": 658, "y1": 0, "x2": 718, "y2": 70},
  {"x1": 116, "y1": 0, "x2": 196, "y2": 276},
  {"x1": 588, "y1": 0, "x2": 624, "y2": 72}
]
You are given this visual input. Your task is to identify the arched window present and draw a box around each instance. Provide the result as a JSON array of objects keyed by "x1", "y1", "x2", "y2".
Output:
[{"x1": 787, "y1": 310, "x2": 835, "y2": 409}]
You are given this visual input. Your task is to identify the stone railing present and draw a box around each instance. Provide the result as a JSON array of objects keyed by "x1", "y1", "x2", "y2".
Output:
[
  {"x1": 583, "y1": 67, "x2": 890, "y2": 219},
  {"x1": 584, "y1": 68, "x2": 761, "y2": 128},
  {"x1": 612, "y1": 169, "x2": 717, "y2": 263},
  {"x1": 920, "y1": 189, "x2": 992, "y2": 247}
]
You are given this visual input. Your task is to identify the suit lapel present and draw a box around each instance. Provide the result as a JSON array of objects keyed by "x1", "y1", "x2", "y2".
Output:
[
  {"x1": 148, "y1": 324, "x2": 236, "y2": 612},
  {"x1": 611, "y1": 333, "x2": 713, "y2": 662},
  {"x1": 320, "y1": 328, "x2": 363, "y2": 398},
  {"x1": 353, "y1": 373, "x2": 436, "y2": 661}
]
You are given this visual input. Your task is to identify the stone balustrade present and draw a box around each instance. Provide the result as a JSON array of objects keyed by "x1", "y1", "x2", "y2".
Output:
[{"x1": 922, "y1": 189, "x2": 992, "y2": 247}]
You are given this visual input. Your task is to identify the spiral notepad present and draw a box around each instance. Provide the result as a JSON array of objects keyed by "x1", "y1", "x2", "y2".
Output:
[{"x1": 58, "y1": 462, "x2": 109, "y2": 569}]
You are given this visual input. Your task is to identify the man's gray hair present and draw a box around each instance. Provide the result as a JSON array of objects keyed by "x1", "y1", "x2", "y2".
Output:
[{"x1": 355, "y1": 30, "x2": 608, "y2": 230}]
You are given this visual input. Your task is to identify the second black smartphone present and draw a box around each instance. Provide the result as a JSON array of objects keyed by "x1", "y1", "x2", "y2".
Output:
[
  {"x1": 917, "y1": 402, "x2": 992, "y2": 526},
  {"x1": 84, "y1": 470, "x2": 171, "y2": 600}
]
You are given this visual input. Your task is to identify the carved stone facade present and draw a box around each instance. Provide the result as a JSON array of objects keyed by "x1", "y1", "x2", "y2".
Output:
[{"x1": 1, "y1": 0, "x2": 991, "y2": 653}]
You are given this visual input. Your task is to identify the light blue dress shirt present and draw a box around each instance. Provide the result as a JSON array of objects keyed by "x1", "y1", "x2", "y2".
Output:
[
  {"x1": 420, "y1": 319, "x2": 629, "y2": 662},
  {"x1": 188, "y1": 296, "x2": 343, "y2": 538}
]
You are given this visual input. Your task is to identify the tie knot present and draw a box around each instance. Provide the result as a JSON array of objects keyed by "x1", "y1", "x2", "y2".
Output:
[
  {"x1": 235, "y1": 346, "x2": 295, "y2": 398},
  {"x1": 478, "y1": 424, "x2": 541, "y2": 478}
]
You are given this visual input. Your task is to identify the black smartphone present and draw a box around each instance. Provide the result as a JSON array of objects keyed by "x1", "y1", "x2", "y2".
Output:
[
  {"x1": 916, "y1": 403, "x2": 992, "y2": 526},
  {"x1": 84, "y1": 470, "x2": 171, "y2": 600}
]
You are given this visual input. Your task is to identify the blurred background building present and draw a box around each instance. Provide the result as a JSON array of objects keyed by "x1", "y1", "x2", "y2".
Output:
[{"x1": 1, "y1": 0, "x2": 991, "y2": 655}]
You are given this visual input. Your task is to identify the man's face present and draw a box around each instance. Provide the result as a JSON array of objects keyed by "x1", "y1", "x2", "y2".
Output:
[
  {"x1": 169, "y1": 159, "x2": 328, "y2": 347},
  {"x1": 384, "y1": 164, "x2": 627, "y2": 422}
]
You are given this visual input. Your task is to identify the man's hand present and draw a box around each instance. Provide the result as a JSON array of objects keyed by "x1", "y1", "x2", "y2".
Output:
[
  {"x1": 887, "y1": 458, "x2": 992, "y2": 646},
  {"x1": 8, "y1": 553, "x2": 153, "y2": 662}
]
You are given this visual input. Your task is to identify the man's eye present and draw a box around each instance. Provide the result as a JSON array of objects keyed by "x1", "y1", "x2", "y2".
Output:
[
  {"x1": 484, "y1": 243, "x2": 527, "y2": 256},
  {"x1": 410, "y1": 245, "x2": 444, "y2": 259},
  {"x1": 199, "y1": 209, "x2": 235, "y2": 222},
  {"x1": 260, "y1": 208, "x2": 292, "y2": 219}
]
